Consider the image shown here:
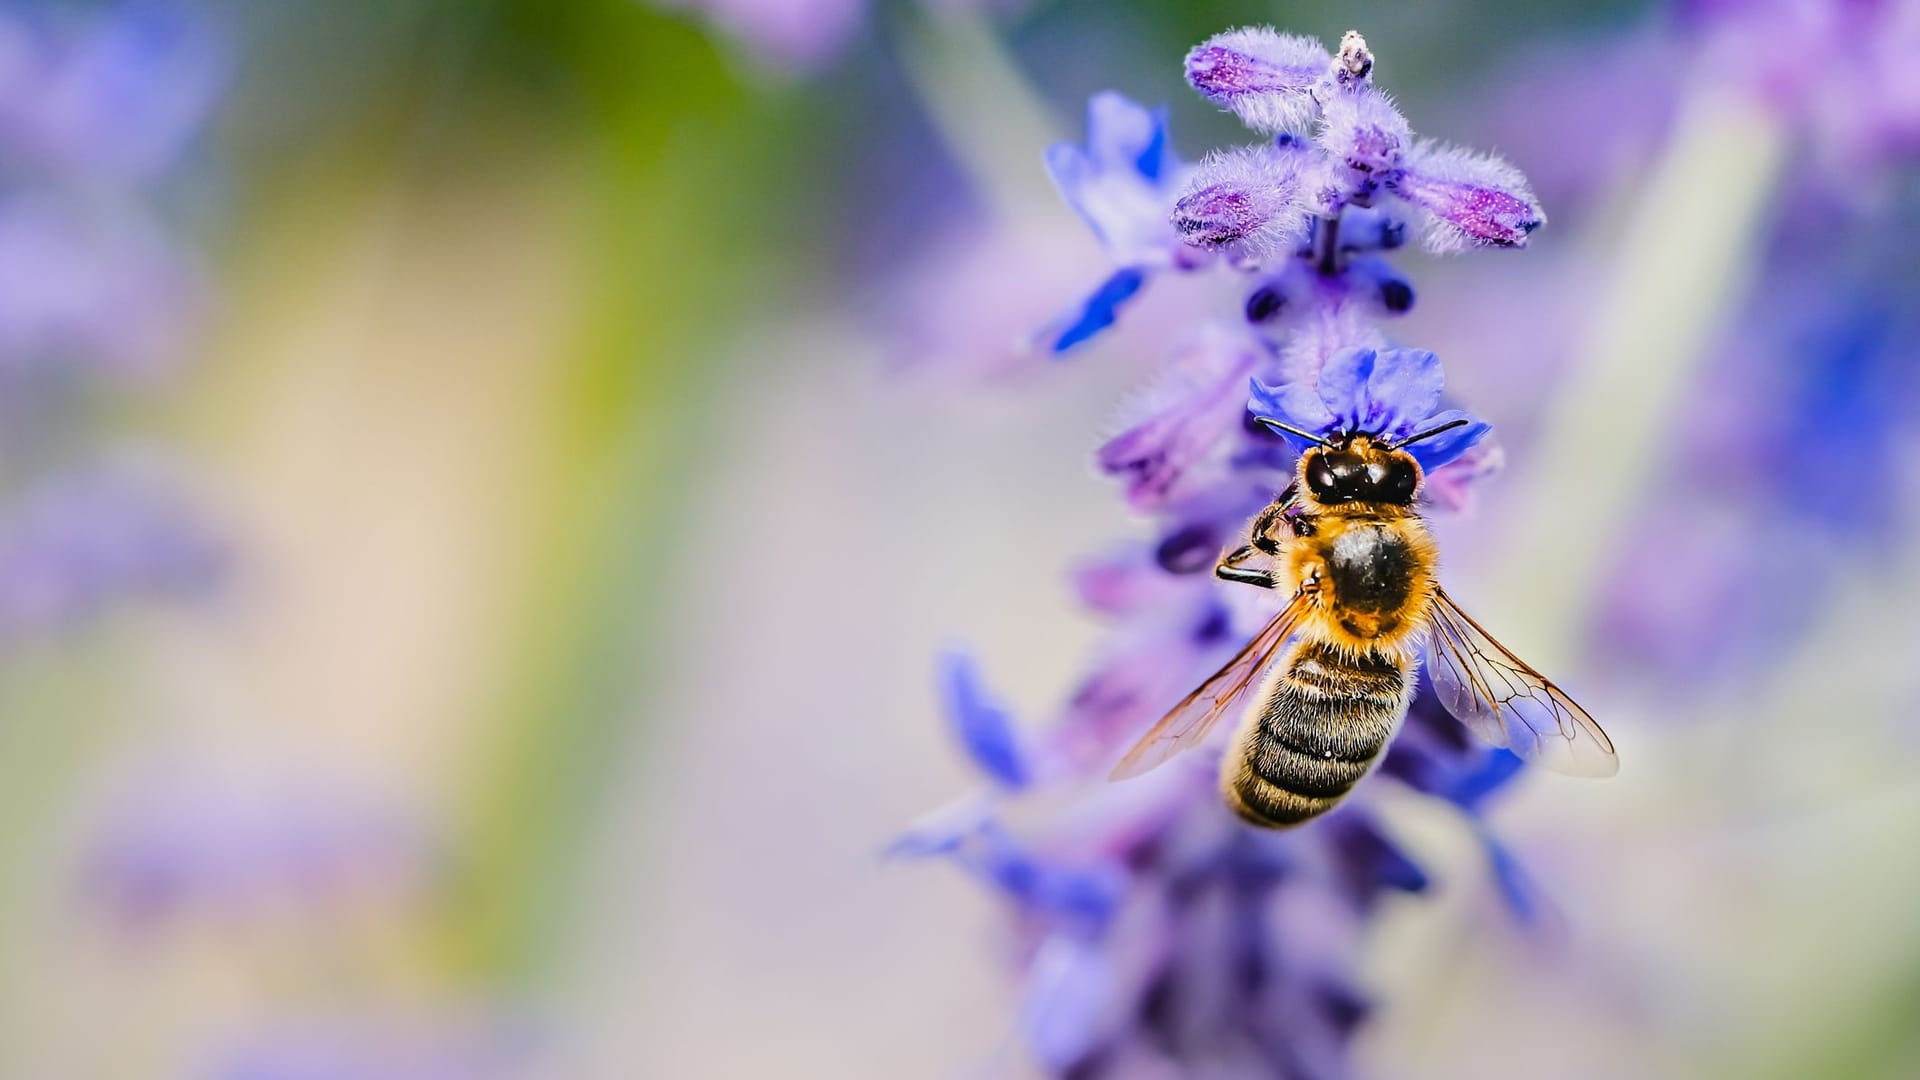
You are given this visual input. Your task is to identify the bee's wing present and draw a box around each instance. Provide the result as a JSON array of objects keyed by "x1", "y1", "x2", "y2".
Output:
[
  {"x1": 1423, "y1": 588, "x2": 1619, "y2": 778},
  {"x1": 1108, "y1": 592, "x2": 1310, "y2": 781}
]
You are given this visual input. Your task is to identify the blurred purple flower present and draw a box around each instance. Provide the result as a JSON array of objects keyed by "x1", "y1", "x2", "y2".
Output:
[
  {"x1": 1096, "y1": 326, "x2": 1272, "y2": 512},
  {"x1": 0, "y1": 1, "x2": 225, "y2": 650},
  {"x1": 911, "y1": 25, "x2": 1549, "y2": 1075},
  {"x1": 655, "y1": 0, "x2": 867, "y2": 72},
  {"x1": 0, "y1": 461, "x2": 223, "y2": 646},
  {"x1": 82, "y1": 765, "x2": 442, "y2": 935},
  {"x1": 0, "y1": 194, "x2": 204, "y2": 390},
  {"x1": 1683, "y1": 0, "x2": 1920, "y2": 177},
  {"x1": 0, "y1": 0, "x2": 225, "y2": 184},
  {"x1": 1594, "y1": 247, "x2": 1920, "y2": 688}
]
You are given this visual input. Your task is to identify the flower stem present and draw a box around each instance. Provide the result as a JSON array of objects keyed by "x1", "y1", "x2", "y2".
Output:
[
  {"x1": 1316, "y1": 212, "x2": 1343, "y2": 276},
  {"x1": 889, "y1": 6, "x2": 1061, "y2": 224}
]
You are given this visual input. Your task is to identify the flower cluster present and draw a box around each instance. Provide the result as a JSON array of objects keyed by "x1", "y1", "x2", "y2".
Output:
[
  {"x1": 0, "y1": 2, "x2": 225, "y2": 654},
  {"x1": 1040, "y1": 29, "x2": 1543, "y2": 360},
  {"x1": 1589, "y1": 5, "x2": 1920, "y2": 689},
  {"x1": 908, "y1": 28, "x2": 1548, "y2": 1076}
]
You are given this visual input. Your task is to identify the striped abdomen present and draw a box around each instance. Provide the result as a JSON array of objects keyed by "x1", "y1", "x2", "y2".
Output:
[{"x1": 1222, "y1": 640, "x2": 1416, "y2": 828}]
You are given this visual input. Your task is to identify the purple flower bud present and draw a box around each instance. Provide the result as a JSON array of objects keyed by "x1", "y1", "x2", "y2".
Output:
[
  {"x1": 1070, "y1": 543, "x2": 1196, "y2": 615},
  {"x1": 1316, "y1": 85, "x2": 1411, "y2": 198},
  {"x1": 1171, "y1": 146, "x2": 1308, "y2": 264},
  {"x1": 1392, "y1": 140, "x2": 1546, "y2": 253},
  {"x1": 1184, "y1": 27, "x2": 1330, "y2": 134}
]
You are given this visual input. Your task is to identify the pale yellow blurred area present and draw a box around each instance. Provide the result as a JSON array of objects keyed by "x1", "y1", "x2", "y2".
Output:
[{"x1": 0, "y1": 123, "x2": 613, "y2": 1074}]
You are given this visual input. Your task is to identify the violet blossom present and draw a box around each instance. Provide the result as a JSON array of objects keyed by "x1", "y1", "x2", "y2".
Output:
[
  {"x1": 907, "y1": 27, "x2": 1553, "y2": 1076},
  {"x1": 0, "y1": 1, "x2": 225, "y2": 649},
  {"x1": 1036, "y1": 92, "x2": 1195, "y2": 354}
]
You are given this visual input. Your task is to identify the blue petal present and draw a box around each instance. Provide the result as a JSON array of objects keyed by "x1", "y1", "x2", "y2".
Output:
[
  {"x1": 1249, "y1": 376, "x2": 1336, "y2": 449},
  {"x1": 1022, "y1": 935, "x2": 1115, "y2": 1072},
  {"x1": 1404, "y1": 410, "x2": 1492, "y2": 472},
  {"x1": 1045, "y1": 267, "x2": 1148, "y2": 355},
  {"x1": 1134, "y1": 107, "x2": 1170, "y2": 182},
  {"x1": 1314, "y1": 347, "x2": 1379, "y2": 431},
  {"x1": 1334, "y1": 814, "x2": 1430, "y2": 894},
  {"x1": 1085, "y1": 91, "x2": 1166, "y2": 176},
  {"x1": 1044, "y1": 141, "x2": 1101, "y2": 243},
  {"x1": 940, "y1": 651, "x2": 1030, "y2": 788},
  {"x1": 1362, "y1": 348, "x2": 1444, "y2": 437},
  {"x1": 1048, "y1": 93, "x2": 1175, "y2": 252},
  {"x1": 1441, "y1": 747, "x2": 1525, "y2": 811},
  {"x1": 1044, "y1": 141, "x2": 1091, "y2": 201},
  {"x1": 1479, "y1": 829, "x2": 1545, "y2": 926},
  {"x1": 972, "y1": 824, "x2": 1121, "y2": 923},
  {"x1": 884, "y1": 795, "x2": 995, "y2": 860}
]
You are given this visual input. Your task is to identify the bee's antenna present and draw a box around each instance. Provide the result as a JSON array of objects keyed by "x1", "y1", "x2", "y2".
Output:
[
  {"x1": 1253, "y1": 416, "x2": 1332, "y2": 447},
  {"x1": 1390, "y1": 418, "x2": 1471, "y2": 451}
]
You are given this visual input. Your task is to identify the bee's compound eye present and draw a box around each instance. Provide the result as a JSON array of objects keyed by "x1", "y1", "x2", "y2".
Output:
[
  {"x1": 1305, "y1": 454, "x2": 1339, "y2": 499},
  {"x1": 1380, "y1": 457, "x2": 1418, "y2": 502}
]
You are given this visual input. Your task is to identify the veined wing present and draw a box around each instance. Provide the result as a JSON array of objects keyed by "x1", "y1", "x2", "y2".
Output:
[
  {"x1": 1423, "y1": 588, "x2": 1619, "y2": 778},
  {"x1": 1109, "y1": 592, "x2": 1309, "y2": 781}
]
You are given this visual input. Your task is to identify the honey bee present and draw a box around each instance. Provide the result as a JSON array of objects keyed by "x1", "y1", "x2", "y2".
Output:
[{"x1": 1111, "y1": 416, "x2": 1618, "y2": 827}]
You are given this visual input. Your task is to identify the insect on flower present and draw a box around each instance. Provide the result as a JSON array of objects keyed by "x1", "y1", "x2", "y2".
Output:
[{"x1": 1111, "y1": 346, "x2": 1618, "y2": 827}]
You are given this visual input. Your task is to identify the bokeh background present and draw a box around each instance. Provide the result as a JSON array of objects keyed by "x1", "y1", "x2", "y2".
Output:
[{"x1": 5, "y1": 0, "x2": 1919, "y2": 1076}]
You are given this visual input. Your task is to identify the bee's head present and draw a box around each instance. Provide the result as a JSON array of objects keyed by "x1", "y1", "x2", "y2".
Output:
[
  {"x1": 1255, "y1": 415, "x2": 1474, "y2": 507},
  {"x1": 1300, "y1": 438, "x2": 1419, "y2": 505}
]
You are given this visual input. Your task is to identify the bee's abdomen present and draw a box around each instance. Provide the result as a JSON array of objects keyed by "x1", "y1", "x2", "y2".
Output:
[{"x1": 1223, "y1": 643, "x2": 1414, "y2": 828}]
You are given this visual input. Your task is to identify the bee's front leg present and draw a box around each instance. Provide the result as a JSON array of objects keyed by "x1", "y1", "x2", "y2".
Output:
[
  {"x1": 1215, "y1": 487, "x2": 1302, "y2": 590},
  {"x1": 1214, "y1": 548, "x2": 1281, "y2": 589}
]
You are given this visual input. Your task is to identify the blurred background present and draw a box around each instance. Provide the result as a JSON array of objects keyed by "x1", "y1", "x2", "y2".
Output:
[{"x1": 4, "y1": 0, "x2": 1918, "y2": 1076}]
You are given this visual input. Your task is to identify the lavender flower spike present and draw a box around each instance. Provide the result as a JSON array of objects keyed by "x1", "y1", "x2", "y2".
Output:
[
  {"x1": 1249, "y1": 345, "x2": 1491, "y2": 471},
  {"x1": 1394, "y1": 140, "x2": 1547, "y2": 253},
  {"x1": 915, "y1": 28, "x2": 1550, "y2": 1077},
  {"x1": 1185, "y1": 27, "x2": 1330, "y2": 134},
  {"x1": 1171, "y1": 145, "x2": 1308, "y2": 266}
]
